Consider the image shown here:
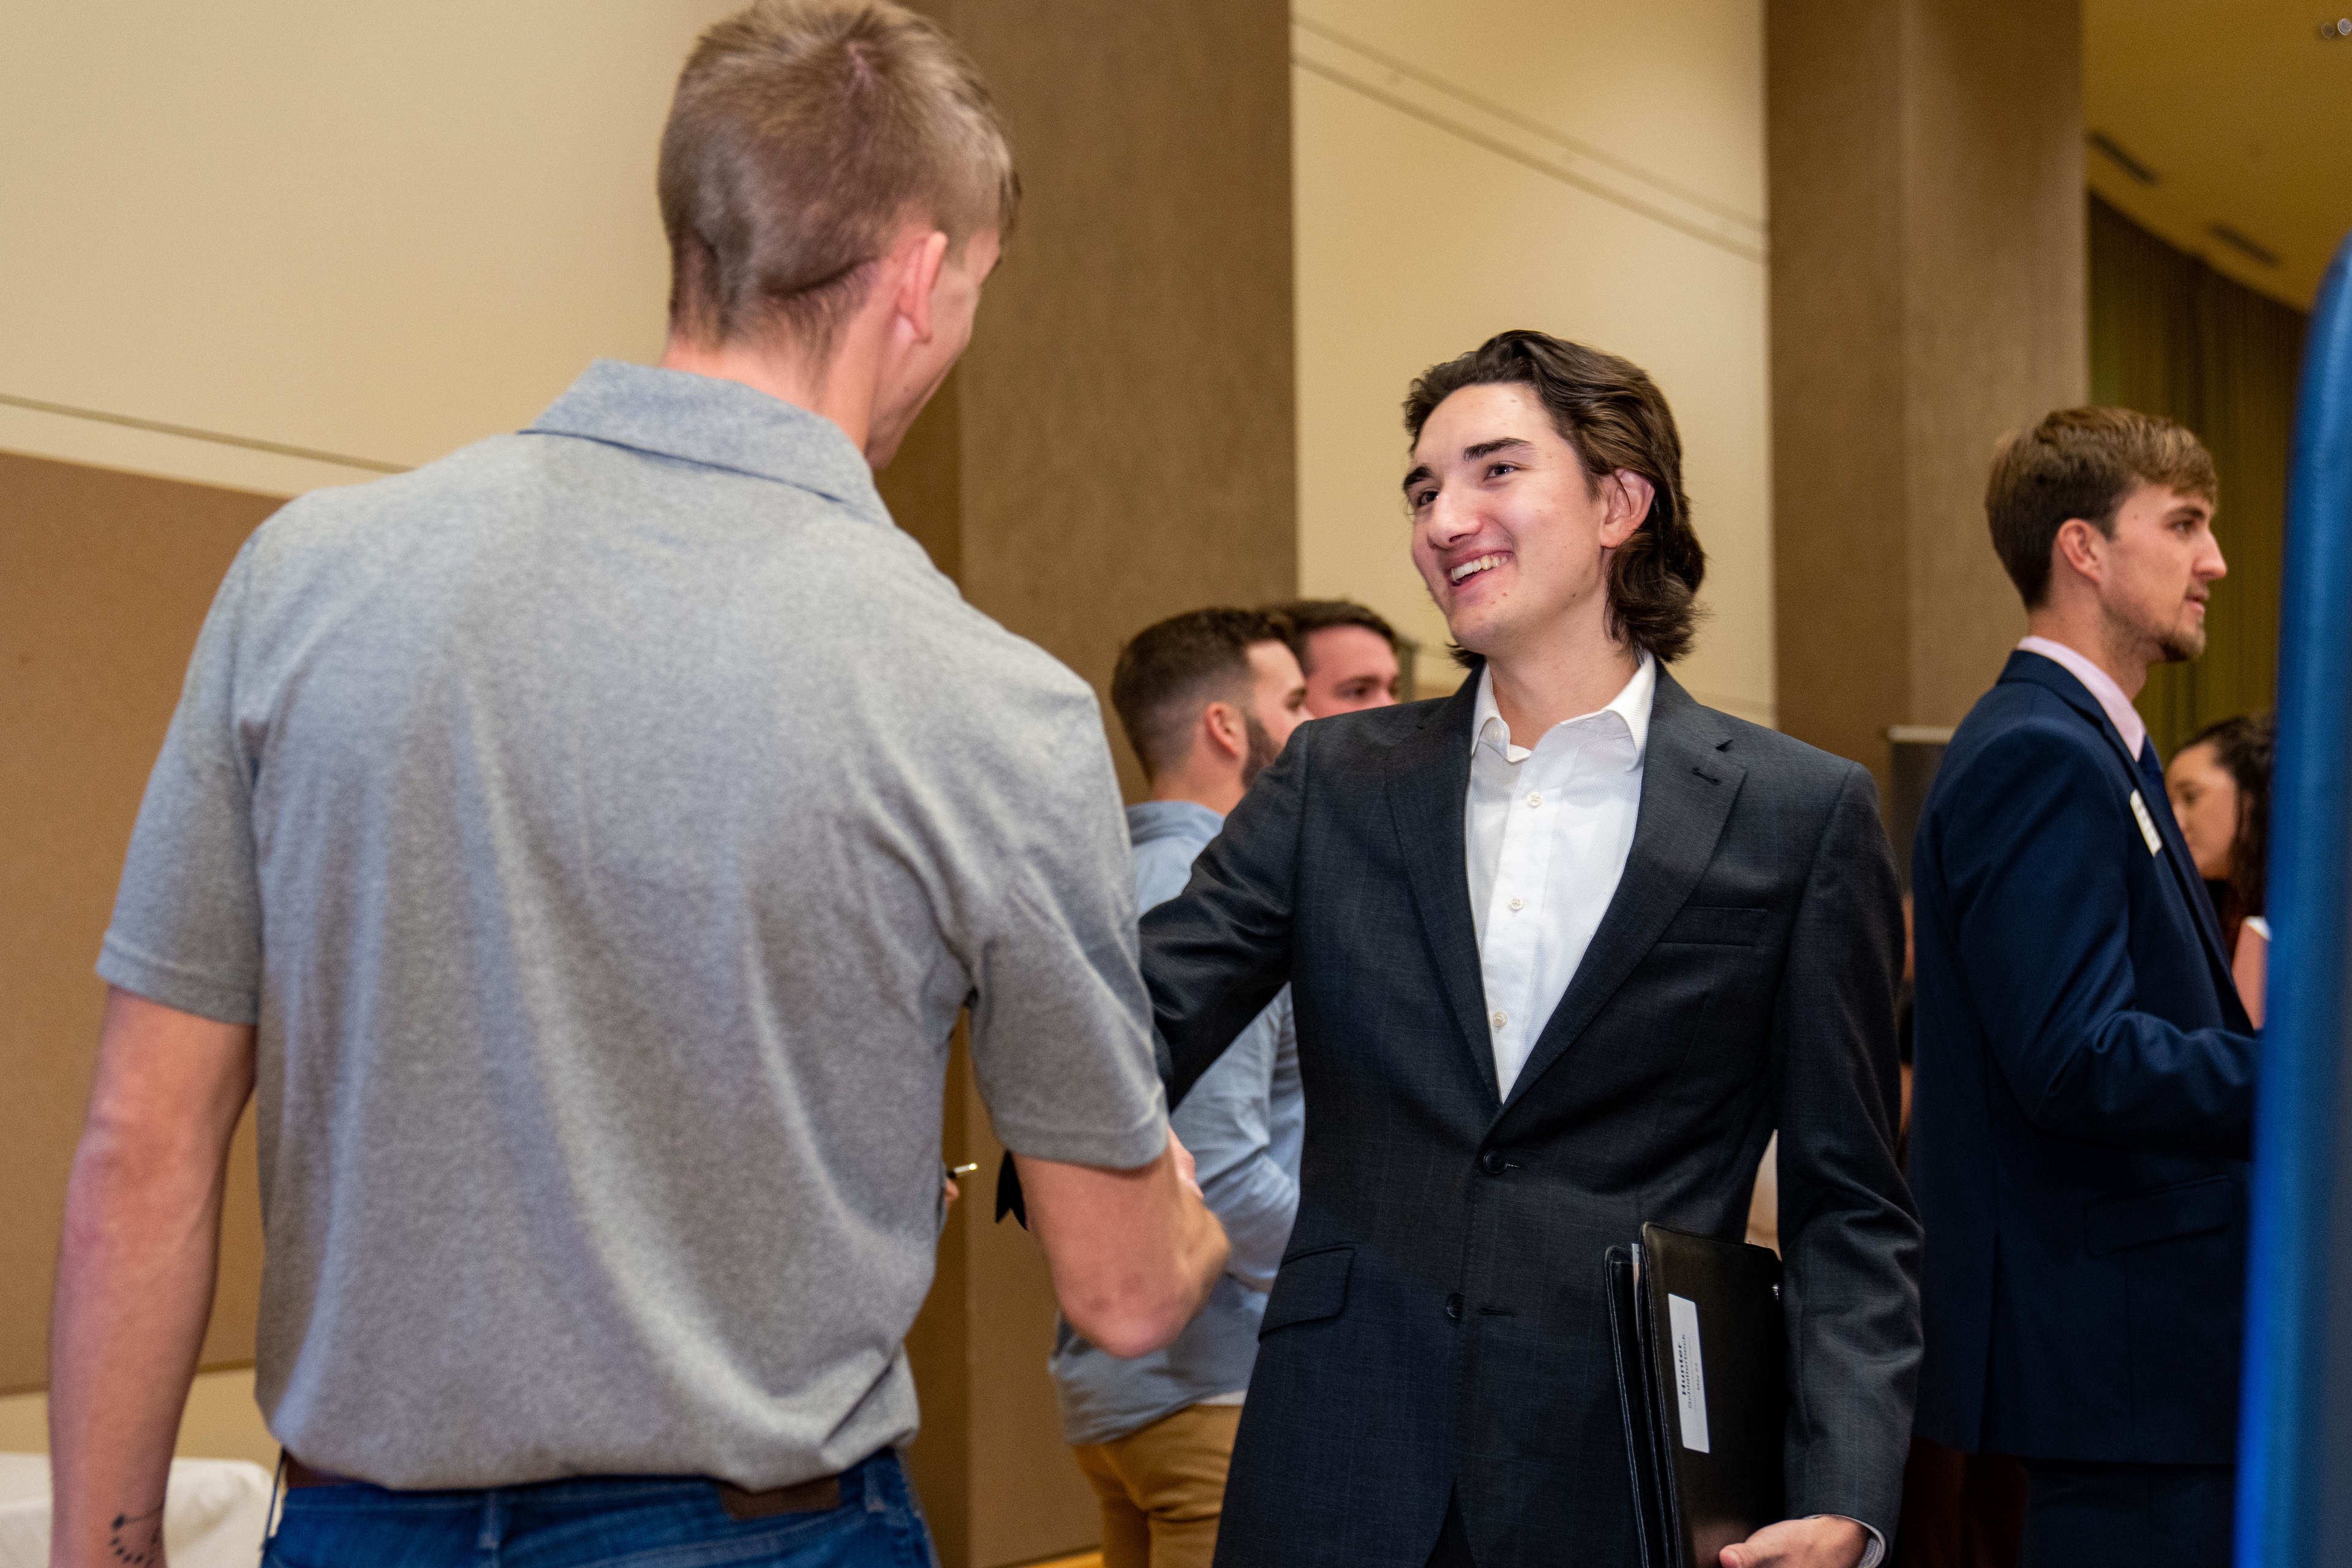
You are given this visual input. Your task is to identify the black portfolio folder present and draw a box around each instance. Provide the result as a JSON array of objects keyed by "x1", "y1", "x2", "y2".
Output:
[{"x1": 1605, "y1": 1224, "x2": 1787, "y2": 1568}]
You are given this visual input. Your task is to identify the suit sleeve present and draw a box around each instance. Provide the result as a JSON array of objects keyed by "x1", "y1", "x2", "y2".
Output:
[
  {"x1": 1139, "y1": 723, "x2": 1308, "y2": 1111},
  {"x1": 1177, "y1": 989, "x2": 1298, "y2": 1291},
  {"x1": 1772, "y1": 762, "x2": 1921, "y2": 1538},
  {"x1": 1937, "y1": 721, "x2": 2257, "y2": 1159}
]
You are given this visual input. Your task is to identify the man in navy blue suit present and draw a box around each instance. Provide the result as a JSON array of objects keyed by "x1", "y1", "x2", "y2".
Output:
[{"x1": 1910, "y1": 408, "x2": 2260, "y2": 1566}]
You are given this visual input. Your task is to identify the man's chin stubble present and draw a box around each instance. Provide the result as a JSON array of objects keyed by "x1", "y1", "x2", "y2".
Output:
[{"x1": 2156, "y1": 626, "x2": 2206, "y2": 663}]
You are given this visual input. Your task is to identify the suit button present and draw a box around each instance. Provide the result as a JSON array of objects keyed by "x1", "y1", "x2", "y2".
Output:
[
  {"x1": 1480, "y1": 1151, "x2": 1507, "y2": 1176},
  {"x1": 1446, "y1": 1292, "x2": 1464, "y2": 1321}
]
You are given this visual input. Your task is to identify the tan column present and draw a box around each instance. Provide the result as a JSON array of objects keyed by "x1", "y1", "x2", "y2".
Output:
[
  {"x1": 1767, "y1": 0, "x2": 2087, "y2": 792},
  {"x1": 881, "y1": 4, "x2": 1295, "y2": 1564}
]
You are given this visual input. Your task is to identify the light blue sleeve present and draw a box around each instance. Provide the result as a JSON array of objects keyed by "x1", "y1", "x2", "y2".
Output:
[{"x1": 1172, "y1": 984, "x2": 1298, "y2": 1291}]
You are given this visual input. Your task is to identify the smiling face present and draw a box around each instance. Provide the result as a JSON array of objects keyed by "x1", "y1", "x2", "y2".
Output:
[
  {"x1": 1403, "y1": 382, "x2": 1649, "y2": 665},
  {"x1": 2088, "y1": 480, "x2": 2226, "y2": 665}
]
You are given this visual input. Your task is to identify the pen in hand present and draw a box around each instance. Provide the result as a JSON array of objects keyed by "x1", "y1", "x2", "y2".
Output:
[{"x1": 944, "y1": 1161, "x2": 979, "y2": 1205}]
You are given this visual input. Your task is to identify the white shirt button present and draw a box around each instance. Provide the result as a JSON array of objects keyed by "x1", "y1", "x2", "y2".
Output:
[
  {"x1": 1490, "y1": 1010, "x2": 1507, "y2": 1029},
  {"x1": 1526, "y1": 791, "x2": 1543, "y2": 808},
  {"x1": 1508, "y1": 897, "x2": 1525, "y2": 912}
]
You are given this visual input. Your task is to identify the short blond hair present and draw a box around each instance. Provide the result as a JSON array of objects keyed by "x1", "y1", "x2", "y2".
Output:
[{"x1": 658, "y1": 0, "x2": 1017, "y2": 355}]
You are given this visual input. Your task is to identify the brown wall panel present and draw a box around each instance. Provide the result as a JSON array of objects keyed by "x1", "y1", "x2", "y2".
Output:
[
  {"x1": 915, "y1": 0, "x2": 1297, "y2": 804},
  {"x1": 1768, "y1": 0, "x2": 2084, "y2": 796},
  {"x1": 1898, "y1": 0, "x2": 2085, "y2": 730},
  {"x1": 1766, "y1": 0, "x2": 1909, "y2": 783},
  {"x1": 1, "y1": 450, "x2": 279, "y2": 1392}
]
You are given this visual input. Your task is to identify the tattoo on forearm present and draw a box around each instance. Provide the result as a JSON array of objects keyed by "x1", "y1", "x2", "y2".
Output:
[{"x1": 109, "y1": 1502, "x2": 165, "y2": 1567}]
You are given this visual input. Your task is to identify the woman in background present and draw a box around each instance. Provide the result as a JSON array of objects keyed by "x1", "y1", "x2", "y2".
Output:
[{"x1": 2166, "y1": 712, "x2": 2275, "y2": 1026}]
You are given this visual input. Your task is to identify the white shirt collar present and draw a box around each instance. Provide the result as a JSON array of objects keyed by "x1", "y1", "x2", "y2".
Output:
[
  {"x1": 1470, "y1": 650, "x2": 1655, "y2": 768},
  {"x1": 2016, "y1": 635, "x2": 2148, "y2": 760}
]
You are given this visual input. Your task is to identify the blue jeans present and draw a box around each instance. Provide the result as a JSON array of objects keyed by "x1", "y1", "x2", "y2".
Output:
[{"x1": 262, "y1": 1449, "x2": 937, "y2": 1568}]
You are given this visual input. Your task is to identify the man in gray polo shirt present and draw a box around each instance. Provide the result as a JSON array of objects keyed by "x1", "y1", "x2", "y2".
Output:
[{"x1": 47, "y1": 6, "x2": 1226, "y2": 1567}]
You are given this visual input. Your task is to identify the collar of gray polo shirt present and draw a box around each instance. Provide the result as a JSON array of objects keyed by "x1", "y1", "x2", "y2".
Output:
[{"x1": 522, "y1": 358, "x2": 892, "y2": 527}]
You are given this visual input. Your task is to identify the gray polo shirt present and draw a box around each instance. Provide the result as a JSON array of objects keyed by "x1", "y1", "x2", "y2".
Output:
[{"x1": 97, "y1": 360, "x2": 1168, "y2": 1491}]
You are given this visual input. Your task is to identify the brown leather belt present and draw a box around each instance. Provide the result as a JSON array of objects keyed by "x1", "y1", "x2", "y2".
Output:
[{"x1": 281, "y1": 1455, "x2": 843, "y2": 1520}]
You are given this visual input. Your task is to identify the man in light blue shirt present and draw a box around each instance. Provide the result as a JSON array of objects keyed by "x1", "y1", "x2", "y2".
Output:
[{"x1": 1052, "y1": 608, "x2": 1311, "y2": 1568}]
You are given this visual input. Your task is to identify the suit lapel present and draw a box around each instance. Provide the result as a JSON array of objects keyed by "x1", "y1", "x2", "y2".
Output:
[
  {"x1": 2003, "y1": 655, "x2": 2239, "y2": 995},
  {"x1": 1499, "y1": 673, "x2": 1744, "y2": 1117},
  {"x1": 1384, "y1": 679, "x2": 1502, "y2": 1106}
]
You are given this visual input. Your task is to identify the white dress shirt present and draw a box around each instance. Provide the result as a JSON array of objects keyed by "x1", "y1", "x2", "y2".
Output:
[
  {"x1": 1464, "y1": 652, "x2": 1654, "y2": 1097},
  {"x1": 2016, "y1": 634, "x2": 2147, "y2": 760}
]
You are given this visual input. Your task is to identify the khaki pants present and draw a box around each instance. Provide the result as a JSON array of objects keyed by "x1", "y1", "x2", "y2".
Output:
[{"x1": 1071, "y1": 1402, "x2": 1242, "y2": 1568}]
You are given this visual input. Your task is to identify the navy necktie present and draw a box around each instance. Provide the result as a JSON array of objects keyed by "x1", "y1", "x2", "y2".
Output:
[{"x1": 2138, "y1": 737, "x2": 2228, "y2": 958}]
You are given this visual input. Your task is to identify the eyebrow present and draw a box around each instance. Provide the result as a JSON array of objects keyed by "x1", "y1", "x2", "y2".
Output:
[
  {"x1": 1400, "y1": 436, "x2": 1537, "y2": 496},
  {"x1": 1463, "y1": 437, "x2": 1535, "y2": 461}
]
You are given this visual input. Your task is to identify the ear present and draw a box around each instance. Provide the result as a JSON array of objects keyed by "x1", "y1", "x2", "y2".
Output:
[
  {"x1": 887, "y1": 228, "x2": 952, "y2": 344},
  {"x1": 1596, "y1": 469, "x2": 1655, "y2": 550},
  {"x1": 1199, "y1": 699, "x2": 1246, "y2": 763},
  {"x1": 2053, "y1": 517, "x2": 2107, "y2": 586}
]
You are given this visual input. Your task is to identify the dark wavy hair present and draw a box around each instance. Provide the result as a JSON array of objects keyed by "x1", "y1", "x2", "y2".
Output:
[
  {"x1": 2181, "y1": 710, "x2": 2274, "y2": 919},
  {"x1": 1403, "y1": 330, "x2": 1706, "y2": 665}
]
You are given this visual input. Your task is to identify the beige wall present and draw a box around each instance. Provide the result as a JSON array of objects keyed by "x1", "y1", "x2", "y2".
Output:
[
  {"x1": 0, "y1": 1, "x2": 743, "y2": 496},
  {"x1": 1291, "y1": 0, "x2": 1777, "y2": 721}
]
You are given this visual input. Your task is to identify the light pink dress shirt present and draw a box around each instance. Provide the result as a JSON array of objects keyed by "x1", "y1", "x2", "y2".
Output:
[{"x1": 2017, "y1": 635, "x2": 2149, "y2": 759}]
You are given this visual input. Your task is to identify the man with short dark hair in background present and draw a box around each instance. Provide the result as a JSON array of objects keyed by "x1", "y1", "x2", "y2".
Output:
[
  {"x1": 1264, "y1": 598, "x2": 1405, "y2": 715},
  {"x1": 1052, "y1": 608, "x2": 1310, "y2": 1568},
  {"x1": 1910, "y1": 409, "x2": 2258, "y2": 1567},
  {"x1": 47, "y1": 6, "x2": 1226, "y2": 1566}
]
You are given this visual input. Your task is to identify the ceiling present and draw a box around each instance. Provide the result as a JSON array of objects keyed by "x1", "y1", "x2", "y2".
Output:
[{"x1": 2084, "y1": 0, "x2": 2352, "y2": 312}]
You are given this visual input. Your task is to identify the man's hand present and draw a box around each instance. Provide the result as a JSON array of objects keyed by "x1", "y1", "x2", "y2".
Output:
[
  {"x1": 1017, "y1": 1132, "x2": 1229, "y2": 1357},
  {"x1": 1721, "y1": 1515, "x2": 1869, "y2": 1568},
  {"x1": 50, "y1": 988, "x2": 255, "y2": 1568},
  {"x1": 1170, "y1": 1128, "x2": 1203, "y2": 1197}
]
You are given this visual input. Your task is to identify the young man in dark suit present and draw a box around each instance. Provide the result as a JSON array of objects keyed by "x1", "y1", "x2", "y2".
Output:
[
  {"x1": 1140, "y1": 331, "x2": 1920, "y2": 1568},
  {"x1": 1909, "y1": 409, "x2": 2259, "y2": 1566}
]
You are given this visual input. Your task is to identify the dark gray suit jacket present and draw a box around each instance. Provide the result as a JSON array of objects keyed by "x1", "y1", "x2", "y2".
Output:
[{"x1": 1143, "y1": 668, "x2": 1921, "y2": 1568}]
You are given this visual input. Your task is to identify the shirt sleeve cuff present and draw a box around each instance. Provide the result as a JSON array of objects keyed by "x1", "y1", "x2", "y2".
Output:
[
  {"x1": 1818, "y1": 1517, "x2": 1885, "y2": 1568},
  {"x1": 96, "y1": 936, "x2": 259, "y2": 1025}
]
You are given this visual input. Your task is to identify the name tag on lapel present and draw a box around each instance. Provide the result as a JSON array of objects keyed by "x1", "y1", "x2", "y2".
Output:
[{"x1": 2128, "y1": 790, "x2": 2163, "y2": 856}]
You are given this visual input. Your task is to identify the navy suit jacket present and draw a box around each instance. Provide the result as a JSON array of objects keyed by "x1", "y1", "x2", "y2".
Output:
[
  {"x1": 1143, "y1": 668, "x2": 1921, "y2": 1568},
  {"x1": 1910, "y1": 650, "x2": 2258, "y2": 1466}
]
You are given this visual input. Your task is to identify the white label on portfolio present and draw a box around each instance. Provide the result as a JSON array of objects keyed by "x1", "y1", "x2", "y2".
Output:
[
  {"x1": 2128, "y1": 790, "x2": 2163, "y2": 855},
  {"x1": 1668, "y1": 1292, "x2": 1711, "y2": 1453}
]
